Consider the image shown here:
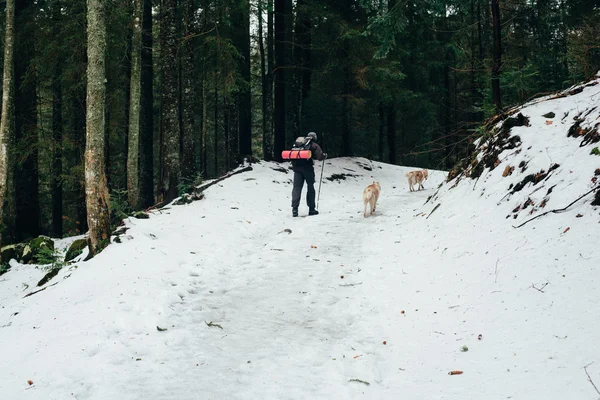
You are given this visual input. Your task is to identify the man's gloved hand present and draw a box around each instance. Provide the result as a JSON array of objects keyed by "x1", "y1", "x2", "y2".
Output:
[{"x1": 323, "y1": 153, "x2": 328, "y2": 159}]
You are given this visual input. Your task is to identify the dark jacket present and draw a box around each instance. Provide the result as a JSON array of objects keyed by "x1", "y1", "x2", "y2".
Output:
[
  {"x1": 292, "y1": 141, "x2": 324, "y2": 171},
  {"x1": 310, "y1": 142, "x2": 325, "y2": 161}
]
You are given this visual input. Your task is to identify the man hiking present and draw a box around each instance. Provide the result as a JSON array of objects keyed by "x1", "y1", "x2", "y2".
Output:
[{"x1": 291, "y1": 132, "x2": 327, "y2": 217}]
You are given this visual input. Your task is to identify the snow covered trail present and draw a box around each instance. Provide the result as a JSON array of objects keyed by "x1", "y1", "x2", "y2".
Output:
[
  {"x1": 117, "y1": 159, "x2": 444, "y2": 400},
  {"x1": 1, "y1": 154, "x2": 599, "y2": 400},
  {"x1": 0, "y1": 159, "x2": 442, "y2": 399}
]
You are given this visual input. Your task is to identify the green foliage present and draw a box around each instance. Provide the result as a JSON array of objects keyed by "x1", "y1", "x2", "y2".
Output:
[
  {"x1": 95, "y1": 238, "x2": 110, "y2": 254},
  {"x1": 177, "y1": 173, "x2": 204, "y2": 197},
  {"x1": 33, "y1": 247, "x2": 59, "y2": 266},
  {"x1": 567, "y1": 9, "x2": 600, "y2": 81},
  {"x1": 460, "y1": 345, "x2": 469, "y2": 352},
  {"x1": 0, "y1": 262, "x2": 10, "y2": 277},
  {"x1": 109, "y1": 189, "x2": 133, "y2": 230},
  {"x1": 360, "y1": 0, "x2": 407, "y2": 59},
  {"x1": 65, "y1": 239, "x2": 88, "y2": 262},
  {"x1": 591, "y1": 147, "x2": 600, "y2": 156}
]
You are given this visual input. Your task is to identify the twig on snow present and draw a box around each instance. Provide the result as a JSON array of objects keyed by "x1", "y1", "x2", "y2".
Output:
[
  {"x1": 205, "y1": 321, "x2": 223, "y2": 330},
  {"x1": 583, "y1": 362, "x2": 600, "y2": 396},
  {"x1": 348, "y1": 378, "x2": 370, "y2": 386},
  {"x1": 427, "y1": 203, "x2": 441, "y2": 219},
  {"x1": 494, "y1": 259, "x2": 500, "y2": 283},
  {"x1": 23, "y1": 282, "x2": 59, "y2": 298},
  {"x1": 513, "y1": 185, "x2": 599, "y2": 228},
  {"x1": 530, "y1": 281, "x2": 549, "y2": 293}
]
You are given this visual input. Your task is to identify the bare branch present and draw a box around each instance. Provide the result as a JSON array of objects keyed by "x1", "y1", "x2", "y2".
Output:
[{"x1": 584, "y1": 363, "x2": 600, "y2": 396}]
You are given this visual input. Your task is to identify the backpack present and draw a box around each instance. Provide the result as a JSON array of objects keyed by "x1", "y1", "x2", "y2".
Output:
[
  {"x1": 281, "y1": 136, "x2": 314, "y2": 165},
  {"x1": 292, "y1": 136, "x2": 313, "y2": 151}
]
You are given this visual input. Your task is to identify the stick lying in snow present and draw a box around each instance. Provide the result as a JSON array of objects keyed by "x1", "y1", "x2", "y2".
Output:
[
  {"x1": 513, "y1": 185, "x2": 599, "y2": 228},
  {"x1": 205, "y1": 321, "x2": 223, "y2": 329},
  {"x1": 148, "y1": 165, "x2": 254, "y2": 210},
  {"x1": 194, "y1": 165, "x2": 253, "y2": 194},
  {"x1": 530, "y1": 281, "x2": 549, "y2": 293},
  {"x1": 348, "y1": 379, "x2": 370, "y2": 386},
  {"x1": 583, "y1": 363, "x2": 600, "y2": 396},
  {"x1": 23, "y1": 282, "x2": 59, "y2": 298},
  {"x1": 427, "y1": 203, "x2": 441, "y2": 219}
]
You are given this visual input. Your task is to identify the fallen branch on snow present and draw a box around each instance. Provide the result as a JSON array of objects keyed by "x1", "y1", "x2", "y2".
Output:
[
  {"x1": 205, "y1": 321, "x2": 223, "y2": 330},
  {"x1": 148, "y1": 165, "x2": 253, "y2": 210},
  {"x1": 348, "y1": 378, "x2": 370, "y2": 386},
  {"x1": 530, "y1": 281, "x2": 549, "y2": 293},
  {"x1": 584, "y1": 362, "x2": 600, "y2": 396},
  {"x1": 194, "y1": 165, "x2": 253, "y2": 194},
  {"x1": 427, "y1": 203, "x2": 441, "y2": 219},
  {"x1": 513, "y1": 185, "x2": 599, "y2": 228},
  {"x1": 23, "y1": 282, "x2": 59, "y2": 298}
]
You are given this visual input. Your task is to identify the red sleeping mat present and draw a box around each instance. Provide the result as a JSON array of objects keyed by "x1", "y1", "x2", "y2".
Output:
[{"x1": 281, "y1": 149, "x2": 312, "y2": 160}]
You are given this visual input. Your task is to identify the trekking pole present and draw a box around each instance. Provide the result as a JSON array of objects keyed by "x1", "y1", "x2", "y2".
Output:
[{"x1": 317, "y1": 159, "x2": 325, "y2": 210}]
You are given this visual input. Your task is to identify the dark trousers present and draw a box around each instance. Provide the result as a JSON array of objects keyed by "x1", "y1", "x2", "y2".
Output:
[{"x1": 291, "y1": 168, "x2": 316, "y2": 210}]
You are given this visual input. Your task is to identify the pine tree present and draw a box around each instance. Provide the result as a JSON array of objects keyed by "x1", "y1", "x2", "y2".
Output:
[
  {"x1": 127, "y1": 0, "x2": 143, "y2": 208},
  {"x1": 0, "y1": 0, "x2": 15, "y2": 260},
  {"x1": 85, "y1": 0, "x2": 111, "y2": 253},
  {"x1": 159, "y1": 0, "x2": 181, "y2": 202},
  {"x1": 233, "y1": 0, "x2": 252, "y2": 159},
  {"x1": 139, "y1": 0, "x2": 154, "y2": 207}
]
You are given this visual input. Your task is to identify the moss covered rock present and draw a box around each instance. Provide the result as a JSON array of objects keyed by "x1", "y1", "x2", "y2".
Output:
[
  {"x1": 133, "y1": 211, "x2": 150, "y2": 219},
  {"x1": 22, "y1": 236, "x2": 55, "y2": 264},
  {"x1": 1, "y1": 243, "x2": 26, "y2": 263},
  {"x1": 65, "y1": 238, "x2": 88, "y2": 262}
]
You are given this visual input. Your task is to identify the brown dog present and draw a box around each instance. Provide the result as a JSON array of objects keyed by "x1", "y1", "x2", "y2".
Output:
[
  {"x1": 362, "y1": 181, "x2": 381, "y2": 217},
  {"x1": 406, "y1": 169, "x2": 428, "y2": 192}
]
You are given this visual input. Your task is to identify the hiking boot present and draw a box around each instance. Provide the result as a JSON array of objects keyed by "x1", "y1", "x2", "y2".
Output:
[
  {"x1": 308, "y1": 209, "x2": 319, "y2": 216},
  {"x1": 292, "y1": 208, "x2": 298, "y2": 217}
]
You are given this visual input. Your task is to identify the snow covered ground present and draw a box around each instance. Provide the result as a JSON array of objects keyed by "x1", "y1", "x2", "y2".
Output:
[{"x1": 1, "y1": 77, "x2": 600, "y2": 399}]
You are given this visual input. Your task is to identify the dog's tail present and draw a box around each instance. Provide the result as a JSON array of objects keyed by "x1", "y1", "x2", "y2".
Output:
[
  {"x1": 405, "y1": 172, "x2": 412, "y2": 177},
  {"x1": 365, "y1": 188, "x2": 373, "y2": 200}
]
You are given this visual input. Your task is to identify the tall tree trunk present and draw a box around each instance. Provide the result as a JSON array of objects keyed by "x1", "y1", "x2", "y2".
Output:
[
  {"x1": 127, "y1": 0, "x2": 143, "y2": 208},
  {"x1": 140, "y1": 0, "x2": 154, "y2": 207},
  {"x1": 73, "y1": 92, "x2": 88, "y2": 235},
  {"x1": 477, "y1": 0, "x2": 483, "y2": 61},
  {"x1": 104, "y1": 80, "x2": 111, "y2": 188},
  {"x1": 224, "y1": 97, "x2": 230, "y2": 168},
  {"x1": 341, "y1": 44, "x2": 351, "y2": 156},
  {"x1": 263, "y1": 0, "x2": 275, "y2": 161},
  {"x1": 86, "y1": 0, "x2": 111, "y2": 253},
  {"x1": 213, "y1": 75, "x2": 218, "y2": 176},
  {"x1": 294, "y1": 0, "x2": 311, "y2": 133},
  {"x1": 181, "y1": 0, "x2": 196, "y2": 180},
  {"x1": 159, "y1": 0, "x2": 180, "y2": 202},
  {"x1": 14, "y1": 0, "x2": 40, "y2": 241},
  {"x1": 284, "y1": 0, "x2": 294, "y2": 140},
  {"x1": 444, "y1": 61, "x2": 452, "y2": 168},
  {"x1": 0, "y1": 0, "x2": 15, "y2": 257},
  {"x1": 234, "y1": 0, "x2": 252, "y2": 160},
  {"x1": 267, "y1": 0, "x2": 275, "y2": 155},
  {"x1": 52, "y1": 0, "x2": 63, "y2": 237},
  {"x1": 258, "y1": 0, "x2": 271, "y2": 160},
  {"x1": 387, "y1": 103, "x2": 397, "y2": 164},
  {"x1": 201, "y1": 52, "x2": 207, "y2": 177},
  {"x1": 274, "y1": 0, "x2": 286, "y2": 161},
  {"x1": 491, "y1": 0, "x2": 502, "y2": 112},
  {"x1": 378, "y1": 104, "x2": 384, "y2": 161}
]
